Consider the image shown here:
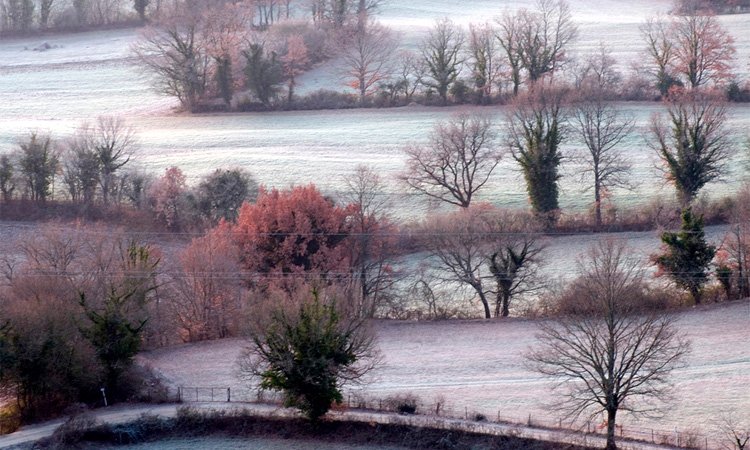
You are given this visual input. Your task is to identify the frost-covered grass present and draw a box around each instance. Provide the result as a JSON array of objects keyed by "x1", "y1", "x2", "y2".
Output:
[
  {"x1": 1, "y1": 3, "x2": 750, "y2": 219},
  {"x1": 139, "y1": 300, "x2": 750, "y2": 435}
]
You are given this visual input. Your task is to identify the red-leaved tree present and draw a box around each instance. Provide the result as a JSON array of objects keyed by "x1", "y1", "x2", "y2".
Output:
[{"x1": 231, "y1": 184, "x2": 353, "y2": 290}]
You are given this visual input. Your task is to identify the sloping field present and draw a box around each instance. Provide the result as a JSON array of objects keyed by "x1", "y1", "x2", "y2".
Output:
[
  {"x1": 139, "y1": 301, "x2": 750, "y2": 437},
  {"x1": 1, "y1": 2, "x2": 750, "y2": 219}
]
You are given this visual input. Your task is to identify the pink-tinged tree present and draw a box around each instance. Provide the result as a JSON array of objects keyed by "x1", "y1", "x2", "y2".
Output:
[
  {"x1": 281, "y1": 34, "x2": 309, "y2": 105},
  {"x1": 341, "y1": 165, "x2": 401, "y2": 318},
  {"x1": 231, "y1": 184, "x2": 353, "y2": 286},
  {"x1": 671, "y1": 13, "x2": 735, "y2": 89},
  {"x1": 169, "y1": 227, "x2": 244, "y2": 342},
  {"x1": 340, "y1": 20, "x2": 398, "y2": 105},
  {"x1": 641, "y1": 13, "x2": 735, "y2": 93},
  {"x1": 149, "y1": 166, "x2": 187, "y2": 230}
]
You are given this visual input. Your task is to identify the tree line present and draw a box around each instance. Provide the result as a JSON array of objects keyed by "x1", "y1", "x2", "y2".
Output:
[{"x1": 133, "y1": 0, "x2": 750, "y2": 112}]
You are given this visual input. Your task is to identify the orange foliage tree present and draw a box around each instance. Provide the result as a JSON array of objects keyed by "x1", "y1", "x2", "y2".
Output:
[{"x1": 230, "y1": 184, "x2": 354, "y2": 289}]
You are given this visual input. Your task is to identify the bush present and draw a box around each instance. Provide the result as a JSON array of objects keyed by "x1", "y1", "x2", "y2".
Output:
[
  {"x1": 294, "y1": 90, "x2": 360, "y2": 110},
  {"x1": 384, "y1": 393, "x2": 419, "y2": 415},
  {"x1": 48, "y1": 413, "x2": 99, "y2": 447}
]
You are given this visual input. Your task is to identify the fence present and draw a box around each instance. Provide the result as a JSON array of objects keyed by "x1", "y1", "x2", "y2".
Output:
[{"x1": 177, "y1": 386, "x2": 717, "y2": 449}]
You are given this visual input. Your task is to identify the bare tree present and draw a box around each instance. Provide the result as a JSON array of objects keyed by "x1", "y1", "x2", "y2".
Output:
[
  {"x1": 649, "y1": 92, "x2": 729, "y2": 205},
  {"x1": 400, "y1": 113, "x2": 501, "y2": 208},
  {"x1": 468, "y1": 22, "x2": 502, "y2": 104},
  {"x1": 495, "y1": 9, "x2": 525, "y2": 96},
  {"x1": 717, "y1": 411, "x2": 750, "y2": 450},
  {"x1": 528, "y1": 240, "x2": 690, "y2": 450},
  {"x1": 641, "y1": 16, "x2": 679, "y2": 97},
  {"x1": 516, "y1": 0, "x2": 577, "y2": 83},
  {"x1": 573, "y1": 44, "x2": 622, "y2": 96},
  {"x1": 421, "y1": 205, "x2": 496, "y2": 318},
  {"x1": 132, "y1": 5, "x2": 210, "y2": 112},
  {"x1": 420, "y1": 18, "x2": 465, "y2": 105},
  {"x1": 340, "y1": 20, "x2": 398, "y2": 105},
  {"x1": 571, "y1": 97, "x2": 634, "y2": 228},
  {"x1": 489, "y1": 225, "x2": 544, "y2": 317},
  {"x1": 671, "y1": 13, "x2": 735, "y2": 89},
  {"x1": 341, "y1": 165, "x2": 400, "y2": 318},
  {"x1": 393, "y1": 50, "x2": 426, "y2": 103}
]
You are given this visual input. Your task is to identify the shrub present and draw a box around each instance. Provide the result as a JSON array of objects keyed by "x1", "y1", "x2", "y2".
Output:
[
  {"x1": 384, "y1": 393, "x2": 419, "y2": 415},
  {"x1": 294, "y1": 89, "x2": 359, "y2": 110},
  {"x1": 48, "y1": 413, "x2": 99, "y2": 447}
]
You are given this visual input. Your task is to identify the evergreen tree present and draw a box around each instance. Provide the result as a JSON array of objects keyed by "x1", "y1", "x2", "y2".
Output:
[
  {"x1": 243, "y1": 44, "x2": 283, "y2": 106},
  {"x1": 241, "y1": 291, "x2": 377, "y2": 422},
  {"x1": 655, "y1": 207, "x2": 716, "y2": 304}
]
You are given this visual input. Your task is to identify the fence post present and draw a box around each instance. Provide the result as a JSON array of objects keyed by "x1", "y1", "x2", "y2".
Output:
[
  {"x1": 227, "y1": 388, "x2": 231, "y2": 402},
  {"x1": 211, "y1": 388, "x2": 214, "y2": 402},
  {"x1": 652, "y1": 429, "x2": 655, "y2": 442},
  {"x1": 196, "y1": 387, "x2": 198, "y2": 401}
]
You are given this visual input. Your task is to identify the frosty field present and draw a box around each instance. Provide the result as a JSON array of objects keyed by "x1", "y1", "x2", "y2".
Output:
[
  {"x1": 1, "y1": 2, "x2": 749, "y2": 445},
  {"x1": 140, "y1": 301, "x2": 750, "y2": 437},
  {"x1": 2, "y1": 1, "x2": 750, "y2": 218}
]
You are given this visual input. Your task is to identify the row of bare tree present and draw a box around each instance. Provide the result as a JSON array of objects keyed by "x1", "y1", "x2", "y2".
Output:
[
  {"x1": 400, "y1": 89, "x2": 733, "y2": 229},
  {"x1": 133, "y1": 0, "x2": 746, "y2": 111}
]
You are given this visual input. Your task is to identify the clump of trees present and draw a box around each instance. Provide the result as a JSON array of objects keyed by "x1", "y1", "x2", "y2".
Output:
[
  {"x1": 0, "y1": 227, "x2": 160, "y2": 420},
  {"x1": 0, "y1": 0, "x2": 155, "y2": 34},
  {"x1": 641, "y1": 12, "x2": 736, "y2": 96},
  {"x1": 417, "y1": 205, "x2": 544, "y2": 319}
]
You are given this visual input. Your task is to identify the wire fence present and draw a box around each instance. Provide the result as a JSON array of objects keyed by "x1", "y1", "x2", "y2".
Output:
[{"x1": 175, "y1": 386, "x2": 717, "y2": 449}]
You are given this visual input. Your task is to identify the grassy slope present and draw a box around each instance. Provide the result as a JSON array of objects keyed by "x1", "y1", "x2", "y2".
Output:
[{"x1": 139, "y1": 300, "x2": 750, "y2": 436}]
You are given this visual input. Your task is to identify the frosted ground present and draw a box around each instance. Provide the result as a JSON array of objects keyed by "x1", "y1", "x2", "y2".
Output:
[
  {"x1": 0, "y1": 1, "x2": 748, "y2": 444},
  {"x1": 2, "y1": 1, "x2": 750, "y2": 218},
  {"x1": 140, "y1": 301, "x2": 750, "y2": 438}
]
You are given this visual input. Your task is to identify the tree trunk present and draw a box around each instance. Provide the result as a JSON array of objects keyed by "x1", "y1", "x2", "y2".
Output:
[
  {"x1": 478, "y1": 291, "x2": 491, "y2": 319},
  {"x1": 606, "y1": 408, "x2": 617, "y2": 450},
  {"x1": 594, "y1": 183, "x2": 602, "y2": 229},
  {"x1": 691, "y1": 286, "x2": 702, "y2": 305}
]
